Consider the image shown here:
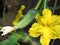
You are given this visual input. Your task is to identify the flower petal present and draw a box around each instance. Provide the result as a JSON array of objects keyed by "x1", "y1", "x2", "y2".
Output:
[
  {"x1": 50, "y1": 25, "x2": 60, "y2": 39},
  {"x1": 40, "y1": 36, "x2": 50, "y2": 45},
  {"x1": 40, "y1": 27, "x2": 51, "y2": 45},
  {"x1": 42, "y1": 8, "x2": 52, "y2": 18},
  {"x1": 28, "y1": 23, "x2": 42, "y2": 37}
]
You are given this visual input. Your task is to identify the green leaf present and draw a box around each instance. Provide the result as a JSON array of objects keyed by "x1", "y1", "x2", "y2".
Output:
[
  {"x1": 0, "y1": 33, "x2": 21, "y2": 45},
  {"x1": 0, "y1": 26, "x2": 2, "y2": 29},
  {"x1": 0, "y1": 30, "x2": 32, "y2": 45}
]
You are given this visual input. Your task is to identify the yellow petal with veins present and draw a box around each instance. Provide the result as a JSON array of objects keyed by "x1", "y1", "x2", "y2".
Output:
[{"x1": 28, "y1": 8, "x2": 60, "y2": 45}]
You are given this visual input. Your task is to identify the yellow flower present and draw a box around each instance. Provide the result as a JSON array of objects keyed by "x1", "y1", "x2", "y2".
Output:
[
  {"x1": 28, "y1": 8, "x2": 60, "y2": 45},
  {"x1": 13, "y1": 5, "x2": 25, "y2": 26}
]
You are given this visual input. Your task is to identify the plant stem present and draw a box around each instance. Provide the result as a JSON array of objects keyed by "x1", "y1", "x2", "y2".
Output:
[
  {"x1": 34, "y1": 0, "x2": 42, "y2": 10},
  {"x1": 17, "y1": 42, "x2": 20, "y2": 45},
  {"x1": 51, "y1": 39, "x2": 55, "y2": 45},
  {"x1": 44, "y1": 0, "x2": 47, "y2": 9},
  {"x1": 38, "y1": 2, "x2": 44, "y2": 14},
  {"x1": 53, "y1": 0, "x2": 57, "y2": 14},
  {"x1": 48, "y1": 5, "x2": 60, "y2": 10},
  {"x1": 3, "y1": 0, "x2": 6, "y2": 18},
  {"x1": 3, "y1": 0, "x2": 7, "y2": 25}
]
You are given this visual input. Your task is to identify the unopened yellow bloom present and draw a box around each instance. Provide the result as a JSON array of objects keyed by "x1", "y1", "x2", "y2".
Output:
[
  {"x1": 13, "y1": 5, "x2": 25, "y2": 26},
  {"x1": 28, "y1": 8, "x2": 60, "y2": 45}
]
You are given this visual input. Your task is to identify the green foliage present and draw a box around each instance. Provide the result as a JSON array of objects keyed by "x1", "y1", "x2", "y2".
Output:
[
  {"x1": 0, "y1": 26, "x2": 2, "y2": 29},
  {"x1": 0, "y1": 0, "x2": 41, "y2": 45},
  {"x1": 0, "y1": 0, "x2": 46, "y2": 45},
  {"x1": 0, "y1": 30, "x2": 32, "y2": 45},
  {"x1": 16, "y1": 0, "x2": 42, "y2": 29},
  {"x1": 0, "y1": 32, "x2": 20, "y2": 45}
]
